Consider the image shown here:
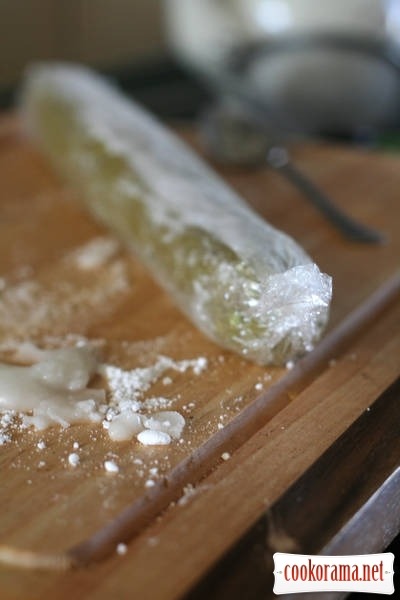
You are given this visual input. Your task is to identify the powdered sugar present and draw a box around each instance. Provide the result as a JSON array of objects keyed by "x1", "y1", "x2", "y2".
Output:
[
  {"x1": 96, "y1": 355, "x2": 208, "y2": 444},
  {"x1": 0, "y1": 431, "x2": 11, "y2": 445},
  {"x1": 99, "y1": 355, "x2": 207, "y2": 408},
  {"x1": 0, "y1": 252, "x2": 130, "y2": 344},
  {"x1": 0, "y1": 343, "x2": 208, "y2": 447}
]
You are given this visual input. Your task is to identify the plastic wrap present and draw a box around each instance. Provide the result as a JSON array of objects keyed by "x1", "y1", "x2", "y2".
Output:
[{"x1": 20, "y1": 64, "x2": 332, "y2": 365}]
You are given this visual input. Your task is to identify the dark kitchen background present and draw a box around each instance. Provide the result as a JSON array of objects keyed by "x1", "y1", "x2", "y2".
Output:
[{"x1": 0, "y1": 0, "x2": 209, "y2": 119}]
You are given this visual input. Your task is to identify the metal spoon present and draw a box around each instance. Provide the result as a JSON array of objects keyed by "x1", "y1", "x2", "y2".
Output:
[{"x1": 200, "y1": 100, "x2": 386, "y2": 244}]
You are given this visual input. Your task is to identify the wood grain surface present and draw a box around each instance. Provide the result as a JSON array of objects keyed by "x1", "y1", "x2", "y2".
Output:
[
  {"x1": 187, "y1": 374, "x2": 400, "y2": 600},
  {"x1": 0, "y1": 116, "x2": 399, "y2": 599}
]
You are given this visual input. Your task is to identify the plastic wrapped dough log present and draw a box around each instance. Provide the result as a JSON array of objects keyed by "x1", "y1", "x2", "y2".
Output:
[{"x1": 20, "y1": 65, "x2": 332, "y2": 365}]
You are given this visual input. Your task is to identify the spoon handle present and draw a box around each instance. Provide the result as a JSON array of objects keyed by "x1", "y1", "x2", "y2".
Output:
[{"x1": 266, "y1": 147, "x2": 386, "y2": 244}]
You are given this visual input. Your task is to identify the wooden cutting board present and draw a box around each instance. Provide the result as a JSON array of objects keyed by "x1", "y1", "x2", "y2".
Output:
[{"x1": 0, "y1": 116, "x2": 399, "y2": 599}]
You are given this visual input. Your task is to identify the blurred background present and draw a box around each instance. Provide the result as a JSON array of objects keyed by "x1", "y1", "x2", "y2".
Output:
[
  {"x1": 1, "y1": 0, "x2": 400, "y2": 143},
  {"x1": 0, "y1": 1, "x2": 165, "y2": 87},
  {"x1": 0, "y1": 0, "x2": 201, "y2": 119}
]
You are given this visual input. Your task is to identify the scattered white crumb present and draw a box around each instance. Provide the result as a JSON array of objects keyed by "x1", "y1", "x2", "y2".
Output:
[
  {"x1": 0, "y1": 339, "x2": 209, "y2": 456},
  {"x1": 67, "y1": 236, "x2": 120, "y2": 270},
  {"x1": 116, "y1": 543, "x2": 127, "y2": 556},
  {"x1": 286, "y1": 360, "x2": 294, "y2": 370},
  {"x1": 142, "y1": 396, "x2": 173, "y2": 411},
  {"x1": 37, "y1": 461, "x2": 46, "y2": 469},
  {"x1": 221, "y1": 452, "x2": 231, "y2": 461},
  {"x1": 192, "y1": 356, "x2": 207, "y2": 375},
  {"x1": 68, "y1": 452, "x2": 80, "y2": 467},
  {"x1": 145, "y1": 479, "x2": 155, "y2": 488},
  {"x1": 0, "y1": 432, "x2": 11, "y2": 445},
  {"x1": 217, "y1": 423, "x2": 224, "y2": 430},
  {"x1": 137, "y1": 429, "x2": 171, "y2": 446},
  {"x1": 104, "y1": 460, "x2": 119, "y2": 473},
  {"x1": 100, "y1": 355, "x2": 207, "y2": 409},
  {"x1": 0, "y1": 412, "x2": 14, "y2": 426},
  {"x1": 96, "y1": 354, "x2": 207, "y2": 443},
  {"x1": 143, "y1": 411, "x2": 185, "y2": 440},
  {"x1": 255, "y1": 382, "x2": 263, "y2": 391},
  {"x1": 0, "y1": 410, "x2": 17, "y2": 445},
  {"x1": 177, "y1": 484, "x2": 196, "y2": 506},
  {"x1": 149, "y1": 467, "x2": 158, "y2": 476}
]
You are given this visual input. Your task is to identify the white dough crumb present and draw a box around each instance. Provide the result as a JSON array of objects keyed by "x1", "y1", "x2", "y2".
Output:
[
  {"x1": 286, "y1": 360, "x2": 295, "y2": 370},
  {"x1": 255, "y1": 382, "x2": 263, "y2": 391},
  {"x1": 145, "y1": 479, "x2": 155, "y2": 488},
  {"x1": 137, "y1": 429, "x2": 171, "y2": 446},
  {"x1": 192, "y1": 356, "x2": 207, "y2": 375},
  {"x1": 68, "y1": 452, "x2": 80, "y2": 467},
  {"x1": 0, "y1": 432, "x2": 11, "y2": 445},
  {"x1": 95, "y1": 354, "x2": 207, "y2": 442},
  {"x1": 221, "y1": 452, "x2": 231, "y2": 461},
  {"x1": 67, "y1": 236, "x2": 120, "y2": 270},
  {"x1": 37, "y1": 440, "x2": 46, "y2": 450},
  {"x1": 104, "y1": 459, "x2": 119, "y2": 473},
  {"x1": 177, "y1": 484, "x2": 196, "y2": 506},
  {"x1": 73, "y1": 441, "x2": 80, "y2": 449},
  {"x1": 143, "y1": 411, "x2": 185, "y2": 440},
  {"x1": 116, "y1": 543, "x2": 127, "y2": 555}
]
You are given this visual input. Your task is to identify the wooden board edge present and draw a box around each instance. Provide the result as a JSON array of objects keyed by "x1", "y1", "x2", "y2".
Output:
[{"x1": 65, "y1": 274, "x2": 400, "y2": 567}]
